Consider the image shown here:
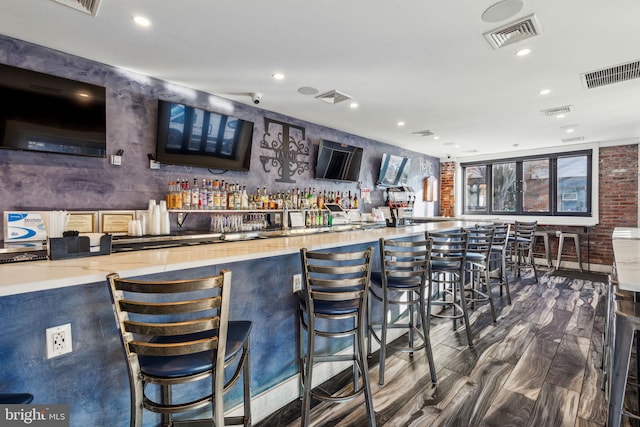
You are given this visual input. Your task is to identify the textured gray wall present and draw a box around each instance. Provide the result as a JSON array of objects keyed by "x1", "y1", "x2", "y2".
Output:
[{"x1": 0, "y1": 34, "x2": 439, "y2": 241}]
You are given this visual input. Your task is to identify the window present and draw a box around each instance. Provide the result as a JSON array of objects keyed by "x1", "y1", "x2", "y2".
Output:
[{"x1": 462, "y1": 150, "x2": 591, "y2": 216}]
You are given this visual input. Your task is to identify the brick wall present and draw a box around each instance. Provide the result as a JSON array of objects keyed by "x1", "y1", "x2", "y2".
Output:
[{"x1": 440, "y1": 162, "x2": 455, "y2": 217}]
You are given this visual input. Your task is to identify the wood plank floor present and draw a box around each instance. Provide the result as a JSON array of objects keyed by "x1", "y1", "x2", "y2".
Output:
[{"x1": 256, "y1": 268, "x2": 613, "y2": 427}]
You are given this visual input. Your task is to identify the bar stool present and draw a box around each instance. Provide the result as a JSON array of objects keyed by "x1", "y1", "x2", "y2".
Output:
[
  {"x1": 464, "y1": 226, "x2": 497, "y2": 323},
  {"x1": 532, "y1": 231, "x2": 552, "y2": 268},
  {"x1": 107, "y1": 271, "x2": 252, "y2": 427},
  {"x1": 368, "y1": 237, "x2": 436, "y2": 386},
  {"x1": 298, "y1": 247, "x2": 376, "y2": 426},
  {"x1": 427, "y1": 230, "x2": 473, "y2": 347},
  {"x1": 488, "y1": 223, "x2": 512, "y2": 304},
  {"x1": 508, "y1": 221, "x2": 538, "y2": 282},
  {"x1": 555, "y1": 231, "x2": 583, "y2": 272},
  {"x1": 607, "y1": 296, "x2": 640, "y2": 426}
]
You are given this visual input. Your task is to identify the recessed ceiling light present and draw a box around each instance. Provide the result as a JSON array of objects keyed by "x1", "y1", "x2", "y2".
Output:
[
  {"x1": 349, "y1": 102, "x2": 359, "y2": 109},
  {"x1": 272, "y1": 72, "x2": 285, "y2": 80},
  {"x1": 539, "y1": 89, "x2": 551, "y2": 95},
  {"x1": 556, "y1": 114, "x2": 565, "y2": 119},
  {"x1": 516, "y1": 48, "x2": 531, "y2": 57},
  {"x1": 565, "y1": 128, "x2": 575, "y2": 133},
  {"x1": 434, "y1": 136, "x2": 440, "y2": 140},
  {"x1": 397, "y1": 121, "x2": 405, "y2": 127},
  {"x1": 133, "y1": 15, "x2": 151, "y2": 27}
]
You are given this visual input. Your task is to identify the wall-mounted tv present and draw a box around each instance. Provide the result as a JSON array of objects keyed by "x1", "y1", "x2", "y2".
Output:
[
  {"x1": 0, "y1": 63, "x2": 107, "y2": 157},
  {"x1": 314, "y1": 139, "x2": 363, "y2": 182},
  {"x1": 156, "y1": 100, "x2": 254, "y2": 172},
  {"x1": 377, "y1": 153, "x2": 411, "y2": 187}
]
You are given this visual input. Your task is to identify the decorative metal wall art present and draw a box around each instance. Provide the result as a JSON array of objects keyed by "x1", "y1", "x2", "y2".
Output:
[{"x1": 259, "y1": 118, "x2": 308, "y2": 183}]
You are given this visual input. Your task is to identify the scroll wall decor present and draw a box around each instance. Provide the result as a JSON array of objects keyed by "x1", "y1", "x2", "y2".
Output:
[{"x1": 259, "y1": 118, "x2": 309, "y2": 183}]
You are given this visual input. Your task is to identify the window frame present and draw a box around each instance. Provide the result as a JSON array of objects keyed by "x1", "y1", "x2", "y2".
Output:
[{"x1": 461, "y1": 149, "x2": 592, "y2": 217}]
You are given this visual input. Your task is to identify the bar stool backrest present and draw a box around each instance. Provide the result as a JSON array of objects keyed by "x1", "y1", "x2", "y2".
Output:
[
  {"x1": 379, "y1": 238, "x2": 432, "y2": 289},
  {"x1": 300, "y1": 248, "x2": 374, "y2": 314},
  {"x1": 428, "y1": 230, "x2": 469, "y2": 271}
]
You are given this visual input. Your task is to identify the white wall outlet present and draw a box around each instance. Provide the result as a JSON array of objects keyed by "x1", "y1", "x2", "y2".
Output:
[
  {"x1": 292, "y1": 274, "x2": 303, "y2": 293},
  {"x1": 110, "y1": 154, "x2": 122, "y2": 166},
  {"x1": 46, "y1": 323, "x2": 72, "y2": 359}
]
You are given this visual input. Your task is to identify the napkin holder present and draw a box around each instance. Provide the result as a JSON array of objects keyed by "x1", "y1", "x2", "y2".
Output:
[{"x1": 48, "y1": 234, "x2": 112, "y2": 260}]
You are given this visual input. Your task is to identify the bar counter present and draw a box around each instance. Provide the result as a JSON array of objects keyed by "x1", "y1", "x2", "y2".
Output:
[
  {"x1": 0, "y1": 220, "x2": 475, "y2": 297},
  {"x1": 0, "y1": 220, "x2": 478, "y2": 426}
]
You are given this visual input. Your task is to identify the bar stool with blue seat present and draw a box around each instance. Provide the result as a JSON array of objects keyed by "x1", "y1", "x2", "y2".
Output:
[
  {"x1": 427, "y1": 229, "x2": 473, "y2": 347},
  {"x1": 0, "y1": 393, "x2": 34, "y2": 404},
  {"x1": 297, "y1": 247, "x2": 376, "y2": 426},
  {"x1": 107, "y1": 270, "x2": 252, "y2": 427},
  {"x1": 368, "y1": 237, "x2": 437, "y2": 386}
]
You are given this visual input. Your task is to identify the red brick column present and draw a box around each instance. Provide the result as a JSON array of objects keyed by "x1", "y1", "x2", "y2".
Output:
[{"x1": 440, "y1": 162, "x2": 455, "y2": 217}]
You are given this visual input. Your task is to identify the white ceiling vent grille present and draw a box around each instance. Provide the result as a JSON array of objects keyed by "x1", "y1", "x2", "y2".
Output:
[
  {"x1": 315, "y1": 90, "x2": 352, "y2": 104},
  {"x1": 483, "y1": 14, "x2": 541, "y2": 49},
  {"x1": 581, "y1": 60, "x2": 640, "y2": 89},
  {"x1": 412, "y1": 130, "x2": 435, "y2": 137},
  {"x1": 52, "y1": 0, "x2": 101, "y2": 16},
  {"x1": 540, "y1": 105, "x2": 572, "y2": 116}
]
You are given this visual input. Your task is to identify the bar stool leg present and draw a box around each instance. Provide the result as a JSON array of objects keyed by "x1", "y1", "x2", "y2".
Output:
[
  {"x1": 574, "y1": 234, "x2": 583, "y2": 272},
  {"x1": 607, "y1": 315, "x2": 634, "y2": 427},
  {"x1": 556, "y1": 233, "x2": 565, "y2": 270}
]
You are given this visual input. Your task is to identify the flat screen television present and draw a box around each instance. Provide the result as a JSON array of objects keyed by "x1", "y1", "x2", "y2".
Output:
[
  {"x1": 0, "y1": 63, "x2": 107, "y2": 157},
  {"x1": 156, "y1": 100, "x2": 254, "y2": 172},
  {"x1": 314, "y1": 139, "x2": 363, "y2": 182},
  {"x1": 377, "y1": 153, "x2": 411, "y2": 187}
]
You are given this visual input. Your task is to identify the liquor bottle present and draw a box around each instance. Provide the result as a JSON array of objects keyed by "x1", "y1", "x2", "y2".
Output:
[
  {"x1": 348, "y1": 191, "x2": 353, "y2": 209},
  {"x1": 191, "y1": 178, "x2": 200, "y2": 209},
  {"x1": 173, "y1": 181, "x2": 183, "y2": 209},
  {"x1": 335, "y1": 191, "x2": 341, "y2": 206},
  {"x1": 213, "y1": 179, "x2": 221, "y2": 209},
  {"x1": 234, "y1": 182, "x2": 242, "y2": 210},
  {"x1": 200, "y1": 179, "x2": 208, "y2": 209},
  {"x1": 262, "y1": 187, "x2": 268, "y2": 209},
  {"x1": 353, "y1": 193, "x2": 359, "y2": 209},
  {"x1": 292, "y1": 189, "x2": 299, "y2": 209},
  {"x1": 241, "y1": 185, "x2": 249, "y2": 209},
  {"x1": 256, "y1": 187, "x2": 262, "y2": 209},
  {"x1": 182, "y1": 180, "x2": 191, "y2": 210},
  {"x1": 220, "y1": 180, "x2": 227, "y2": 210},
  {"x1": 206, "y1": 179, "x2": 214, "y2": 209}
]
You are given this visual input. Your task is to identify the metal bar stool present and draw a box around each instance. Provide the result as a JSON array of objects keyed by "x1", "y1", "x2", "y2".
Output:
[
  {"x1": 532, "y1": 231, "x2": 552, "y2": 268},
  {"x1": 107, "y1": 270, "x2": 252, "y2": 427},
  {"x1": 555, "y1": 231, "x2": 583, "y2": 272},
  {"x1": 368, "y1": 237, "x2": 436, "y2": 386},
  {"x1": 508, "y1": 221, "x2": 538, "y2": 282},
  {"x1": 607, "y1": 295, "x2": 640, "y2": 426},
  {"x1": 464, "y1": 226, "x2": 497, "y2": 323},
  {"x1": 427, "y1": 230, "x2": 473, "y2": 347},
  {"x1": 297, "y1": 247, "x2": 376, "y2": 426},
  {"x1": 488, "y1": 222, "x2": 512, "y2": 304}
]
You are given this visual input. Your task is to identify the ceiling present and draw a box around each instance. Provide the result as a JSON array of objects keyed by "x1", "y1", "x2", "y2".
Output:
[{"x1": 2, "y1": 0, "x2": 640, "y2": 160}]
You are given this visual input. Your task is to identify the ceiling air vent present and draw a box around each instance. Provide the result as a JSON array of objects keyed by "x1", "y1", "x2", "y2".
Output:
[
  {"x1": 412, "y1": 130, "x2": 434, "y2": 137},
  {"x1": 315, "y1": 90, "x2": 352, "y2": 105},
  {"x1": 52, "y1": 0, "x2": 101, "y2": 16},
  {"x1": 540, "y1": 105, "x2": 572, "y2": 116},
  {"x1": 483, "y1": 14, "x2": 541, "y2": 50},
  {"x1": 581, "y1": 60, "x2": 640, "y2": 89}
]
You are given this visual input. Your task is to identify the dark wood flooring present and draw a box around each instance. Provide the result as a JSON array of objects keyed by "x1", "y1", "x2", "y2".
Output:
[{"x1": 256, "y1": 268, "x2": 613, "y2": 427}]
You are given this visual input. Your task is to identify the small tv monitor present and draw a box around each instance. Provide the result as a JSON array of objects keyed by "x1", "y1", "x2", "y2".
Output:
[
  {"x1": 314, "y1": 140, "x2": 363, "y2": 182},
  {"x1": 377, "y1": 153, "x2": 411, "y2": 187},
  {"x1": 0, "y1": 63, "x2": 107, "y2": 157},
  {"x1": 156, "y1": 100, "x2": 254, "y2": 172}
]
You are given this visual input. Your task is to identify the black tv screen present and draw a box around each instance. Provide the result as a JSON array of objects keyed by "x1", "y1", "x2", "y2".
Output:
[
  {"x1": 0, "y1": 64, "x2": 107, "y2": 157},
  {"x1": 377, "y1": 153, "x2": 411, "y2": 187},
  {"x1": 314, "y1": 140, "x2": 363, "y2": 182},
  {"x1": 156, "y1": 100, "x2": 254, "y2": 172}
]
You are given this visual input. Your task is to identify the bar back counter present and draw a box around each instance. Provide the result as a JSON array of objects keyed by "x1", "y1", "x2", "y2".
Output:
[{"x1": 0, "y1": 220, "x2": 477, "y2": 426}]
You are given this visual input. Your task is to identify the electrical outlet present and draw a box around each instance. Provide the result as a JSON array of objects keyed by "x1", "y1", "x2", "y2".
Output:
[
  {"x1": 46, "y1": 323, "x2": 72, "y2": 359},
  {"x1": 292, "y1": 274, "x2": 302, "y2": 293}
]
